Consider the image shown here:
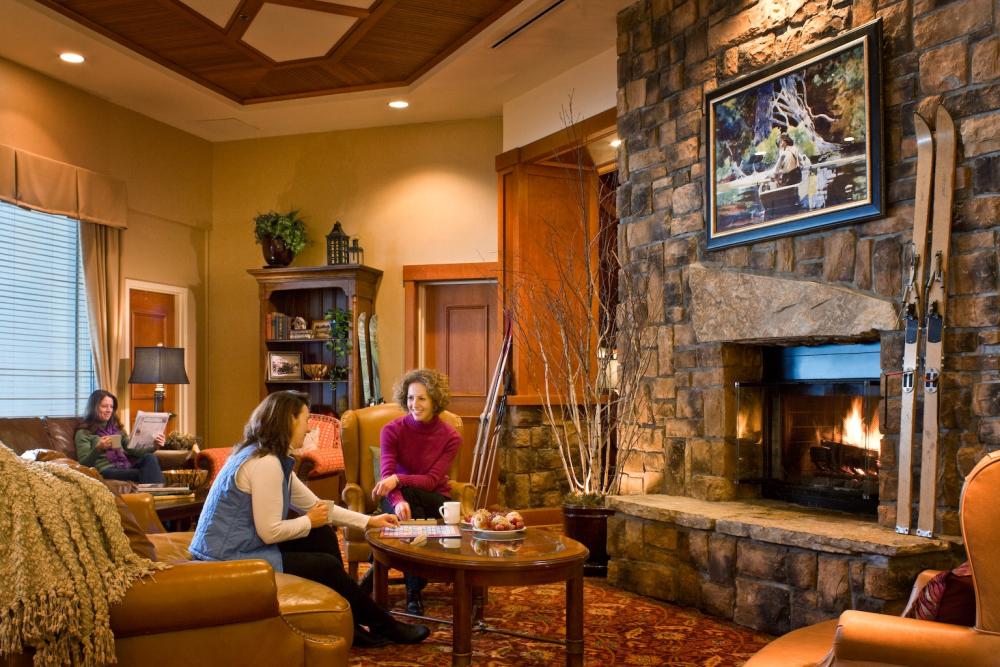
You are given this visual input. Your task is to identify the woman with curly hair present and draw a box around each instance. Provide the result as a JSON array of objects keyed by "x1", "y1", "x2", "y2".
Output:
[{"x1": 370, "y1": 368, "x2": 461, "y2": 614}]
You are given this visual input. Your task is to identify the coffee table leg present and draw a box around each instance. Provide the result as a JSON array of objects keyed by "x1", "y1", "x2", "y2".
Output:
[
  {"x1": 373, "y1": 560, "x2": 388, "y2": 608},
  {"x1": 452, "y1": 570, "x2": 472, "y2": 666},
  {"x1": 565, "y1": 572, "x2": 584, "y2": 666},
  {"x1": 472, "y1": 585, "x2": 486, "y2": 623}
]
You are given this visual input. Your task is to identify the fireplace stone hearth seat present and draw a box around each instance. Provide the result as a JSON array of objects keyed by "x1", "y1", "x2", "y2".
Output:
[
  {"x1": 606, "y1": 494, "x2": 962, "y2": 636},
  {"x1": 744, "y1": 450, "x2": 1000, "y2": 666}
]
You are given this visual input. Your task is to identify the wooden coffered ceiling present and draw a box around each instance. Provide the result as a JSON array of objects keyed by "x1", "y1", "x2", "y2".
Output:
[{"x1": 35, "y1": 0, "x2": 524, "y2": 104}]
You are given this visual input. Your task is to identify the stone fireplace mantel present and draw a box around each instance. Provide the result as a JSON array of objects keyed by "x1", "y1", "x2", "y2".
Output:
[{"x1": 687, "y1": 264, "x2": 898, "y2": 344}]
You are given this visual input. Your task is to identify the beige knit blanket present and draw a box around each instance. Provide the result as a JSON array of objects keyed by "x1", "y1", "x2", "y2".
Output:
[{"x1": 0, "y1": 444, "x2": 167, "y2": 666}]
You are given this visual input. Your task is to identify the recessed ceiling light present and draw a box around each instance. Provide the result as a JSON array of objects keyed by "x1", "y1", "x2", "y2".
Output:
[
  {"x1": 59, "y1": 52, "x2": 86, "y2": 64},
  {"x1": 387, "y1": 100, "x2": 409, "y2": 109},
  {"x1": 609, "y1": 138, "x2": 622, "y2": 148}
]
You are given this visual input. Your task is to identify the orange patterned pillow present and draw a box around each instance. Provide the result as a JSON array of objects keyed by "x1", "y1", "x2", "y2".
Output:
[
  {"x1": 195, "y1": 447, "x2": 233, "y2": 482},
  {"x1": 299, "y1": 413, "x2": 344, "y2": 478}
]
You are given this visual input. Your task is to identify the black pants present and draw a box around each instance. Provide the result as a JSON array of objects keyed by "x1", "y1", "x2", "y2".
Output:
[
  {"x1": 100, "y1": 453, "x2": 164, "y2": 484},
  {"x1": 381, "y1": 487, "x2": 450, "y2": 591},
  {"x1": 280, "y1": 525, "x2": 391, "y2": 629}
]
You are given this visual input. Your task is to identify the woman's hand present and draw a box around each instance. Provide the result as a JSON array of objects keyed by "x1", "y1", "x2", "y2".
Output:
[
  {"x1": 371, "y1": 474, "x2": 399, "y2": 500},
  {"x1": 393, "y1": 501, "x2": 412, "y2": 521},
  {"x1": 306, "y1": 501, "x2": 328, "y2": 528},
  {"x1": 153, "y1": 433, "x2": 166, "y2": 449},
  {"x1": 96, "y1": 436, "x2": 112, "y2": 451},
  {"x1": 366, "y1": 513, "x2": 400, "y2": 530}
]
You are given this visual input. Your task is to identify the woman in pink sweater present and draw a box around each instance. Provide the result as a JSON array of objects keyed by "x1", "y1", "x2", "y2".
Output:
[{"x1": 371, "y1": 368, "x2": 461, "y2": 614}]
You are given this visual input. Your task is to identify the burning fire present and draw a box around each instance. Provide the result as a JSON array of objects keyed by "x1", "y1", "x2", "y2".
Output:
[{"x1": 841, "y1": 397, "x2": 881, "y2": 451}]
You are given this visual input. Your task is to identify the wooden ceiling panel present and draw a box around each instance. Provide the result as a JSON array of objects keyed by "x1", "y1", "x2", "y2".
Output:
[{"x1": 33, "y1": 0, "x2": 522, "y2": 104}]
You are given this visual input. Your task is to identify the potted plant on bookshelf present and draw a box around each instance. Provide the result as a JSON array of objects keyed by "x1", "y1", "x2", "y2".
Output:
[{"x1": 254, "y1": 210, "x2": 308, "y2": 267}]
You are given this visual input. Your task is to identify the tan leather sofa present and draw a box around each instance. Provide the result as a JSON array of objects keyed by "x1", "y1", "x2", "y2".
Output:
[
  {"x1": 3, "y1": 492, "x2": 353, "y2": 667},
  {"x1": 339, "y1": 403, "x2": 475, "y2": 579},
  {"x1": 0, "y1": 415, "x2": 191, "y2": 469},
  {"x1": 746, "y1": 450, "x2": 1000, "y2": 666}
]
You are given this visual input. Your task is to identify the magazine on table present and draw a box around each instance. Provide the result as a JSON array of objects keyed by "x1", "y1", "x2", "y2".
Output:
[{"x1": 129, "y1": 411, "x2": 170, "y2": 450}]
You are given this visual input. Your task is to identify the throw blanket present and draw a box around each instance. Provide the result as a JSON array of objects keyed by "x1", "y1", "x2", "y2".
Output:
[{"x1": 0, "y1": 445, "x2": 167, "y2": 666}]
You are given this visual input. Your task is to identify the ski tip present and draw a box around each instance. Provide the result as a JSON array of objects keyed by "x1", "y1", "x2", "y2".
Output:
[
  {"x1": 914, "y1": 113, "x2": 930, "y2": 135},
  {"x1": 935, "y1": 105, "x2": 954, "y2": 132}
]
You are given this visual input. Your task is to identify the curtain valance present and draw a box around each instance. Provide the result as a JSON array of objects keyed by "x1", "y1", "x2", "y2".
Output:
[{"x1": 0, "y1": 145, "x2": 128, "y2": 228}]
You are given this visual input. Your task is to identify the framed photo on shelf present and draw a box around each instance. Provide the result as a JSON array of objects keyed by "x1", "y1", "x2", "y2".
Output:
[
  {"x1": 704, "y1": 19, "x2": 884, "y2": 250},
  {"x1": 267, "y1": 351, "x2": 303, "y2": 381}
]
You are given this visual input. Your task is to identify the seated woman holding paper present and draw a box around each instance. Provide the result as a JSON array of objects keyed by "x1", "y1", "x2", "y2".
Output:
[
  {"x1": 370, "y1": 368, "x2": 461, "y2": 614},
  {"x1": 75, "y1": 389, "x2": 165, "y2": 484},
  {"x1": 190, "y1": 390, "x2": 430, "y2": 647}
]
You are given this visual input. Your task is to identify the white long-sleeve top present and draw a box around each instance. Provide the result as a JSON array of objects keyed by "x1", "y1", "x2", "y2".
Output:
[{"x1": 235, "y1": 454, "x2": 370, "y2": 545}]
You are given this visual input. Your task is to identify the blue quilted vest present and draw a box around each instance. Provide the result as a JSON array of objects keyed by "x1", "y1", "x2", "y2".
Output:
[{"x1": 189, "y1": 444, "x2": 294, "y2": 573}]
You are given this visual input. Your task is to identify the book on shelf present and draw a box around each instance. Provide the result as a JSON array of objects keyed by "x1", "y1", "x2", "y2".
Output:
[{"x1": 289, "y1": 330, "x2": 315, "y2": 340}]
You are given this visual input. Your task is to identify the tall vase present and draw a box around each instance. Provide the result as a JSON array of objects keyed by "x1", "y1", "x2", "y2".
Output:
[
  {"x1": 562, "y1": 504, "x2": 614, "y2": 577},
  {"x1": 262, "y1": 237, "x2": 294, "y2": 267}
]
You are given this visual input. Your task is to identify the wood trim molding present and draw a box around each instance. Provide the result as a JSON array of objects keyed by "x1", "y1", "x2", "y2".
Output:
[
  {"x1": 402, "y1": 262, "x2": 498, "y2": 282},
  {"x1": 495, "y1": 107, "x2": 618, "y2": 171},
  {"x1": 402, "y1": 262, "x2": 499, "y2": 369}
]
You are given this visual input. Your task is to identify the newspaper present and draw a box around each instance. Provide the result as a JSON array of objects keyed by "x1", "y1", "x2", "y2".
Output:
[{"x1": 129, "y1": 411, "x2": 170, "y2": 450}]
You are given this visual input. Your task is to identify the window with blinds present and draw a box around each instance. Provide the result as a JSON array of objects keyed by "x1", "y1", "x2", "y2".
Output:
[{"x1": 0, "y1": 202, "x2": 95, "y2": 417}]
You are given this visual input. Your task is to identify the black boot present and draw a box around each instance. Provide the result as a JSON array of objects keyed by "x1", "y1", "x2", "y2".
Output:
[
  {"x1": 352, "y1": 624, "x2": 390, "y2": 648},
  {"x1": 380, "y1": 619, "x2": 430, "y2": 644},
  {"x1": 358, "y1": 566, "x2": 374, "y2": 595},
  {"x1": 405, "y1": 585, "x2": 424, "y2": 615}
]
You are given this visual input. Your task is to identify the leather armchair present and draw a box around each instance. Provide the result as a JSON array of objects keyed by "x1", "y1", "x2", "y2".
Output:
[
  {"x1": 339, "y1": 403, "x2": 475, "y2": 579},
  {"x1": 3, "y1": 493, "x2": 352, "y2": 667},
  {"x1": 746, "y1": 450, "x2": 1000, "y2": 666}
]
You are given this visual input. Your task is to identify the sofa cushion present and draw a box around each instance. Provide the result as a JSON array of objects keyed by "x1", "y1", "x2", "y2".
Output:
[
  {"x1": 43, "y1": 416, "x2": 82, "y2": 459},
  {"x1": 0, "y1": 418, "x2": 51, "y2": 455}
]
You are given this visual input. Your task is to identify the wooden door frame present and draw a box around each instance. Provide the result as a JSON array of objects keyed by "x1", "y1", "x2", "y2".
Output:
[
  {"x1": 402, "y1": 262, "x2": 499, "y2": 369},
  {"x1": 123, "y1": 279, "x2": 192, "y2": 433}
]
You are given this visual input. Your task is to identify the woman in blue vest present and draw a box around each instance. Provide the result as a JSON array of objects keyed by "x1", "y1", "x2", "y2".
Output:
[{"x1": 190, "y1": 390, "x2": 430, "y2": 647}]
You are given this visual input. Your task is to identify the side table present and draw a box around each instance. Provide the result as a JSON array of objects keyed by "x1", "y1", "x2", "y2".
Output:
[{"x1": 154, "y1": 491, "x2": 207, "y2": 531}]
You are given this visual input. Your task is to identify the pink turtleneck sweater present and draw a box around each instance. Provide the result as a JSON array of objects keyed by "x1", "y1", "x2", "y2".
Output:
[{"x1": 380, "y1": 413, "x2": 461, "y2": 508}]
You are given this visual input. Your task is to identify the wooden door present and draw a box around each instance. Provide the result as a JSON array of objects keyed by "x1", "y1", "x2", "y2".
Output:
[
  {"x1": 129, "y1": 289, "x2": 177, "y2": 424},
  {"x1": 421, "y1": 281, "x2": 500, "y2": 494}
]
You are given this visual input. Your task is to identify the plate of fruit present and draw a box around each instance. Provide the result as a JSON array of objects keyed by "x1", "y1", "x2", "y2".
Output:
[{"x1": 467, "y1": 509, "x2": 526, "y2": 540}]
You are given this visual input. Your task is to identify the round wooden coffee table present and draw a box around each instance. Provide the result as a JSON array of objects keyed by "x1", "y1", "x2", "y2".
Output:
[{"x1": 367, "y1": 527, "x2": 589, "y2": 666}]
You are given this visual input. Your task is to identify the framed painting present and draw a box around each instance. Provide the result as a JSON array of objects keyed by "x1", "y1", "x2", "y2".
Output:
[
  {"x1": 267, "y1": 351, "x2": 303, "y2": 381},
  {"x1": 705, "y1": 19, "x2": 884, "y2": 250}
]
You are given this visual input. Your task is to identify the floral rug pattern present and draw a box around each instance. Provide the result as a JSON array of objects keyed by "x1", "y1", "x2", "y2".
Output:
[{"x1": 350, "y1": 575, "x2": 771, "y2": 666}]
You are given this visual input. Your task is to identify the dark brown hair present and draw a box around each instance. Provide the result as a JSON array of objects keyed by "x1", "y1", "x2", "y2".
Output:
[
  {"x1": 237, "y1": 391, "x2": 309, "y2": 458},
  {"x1": 393, "y1": 368, "x2": 450, "y2": 415},
  {"x1": 80, "y1": 390, "x2": 124, "y2": 433}
]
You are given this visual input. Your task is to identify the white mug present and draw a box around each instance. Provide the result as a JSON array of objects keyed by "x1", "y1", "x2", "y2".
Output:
[{"x1": 438, "y1": 501, "x2": 461, "y2": 525}]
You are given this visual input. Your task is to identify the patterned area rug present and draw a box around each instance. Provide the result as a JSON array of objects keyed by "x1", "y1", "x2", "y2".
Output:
[{"x1": 350, "y1": 575, "x2": 771, "y2": 666}]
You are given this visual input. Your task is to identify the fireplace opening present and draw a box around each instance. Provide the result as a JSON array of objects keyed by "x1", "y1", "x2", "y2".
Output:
[{"x1": 736, "y1": 343, "x2": 881, "y2": 515}]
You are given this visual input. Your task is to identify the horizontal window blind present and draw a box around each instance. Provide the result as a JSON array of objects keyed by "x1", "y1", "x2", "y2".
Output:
[{"x1": 0, "y1": 202, "x2": 95, "y2": 417}]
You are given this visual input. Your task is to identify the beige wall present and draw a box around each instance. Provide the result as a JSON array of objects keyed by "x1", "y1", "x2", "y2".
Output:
[
  {"x1": 0, "y1": 57, "x2": 212, "y2": 433},
  {"x1": 209, "y1": 119, "x2": 501, "y2": 446}
]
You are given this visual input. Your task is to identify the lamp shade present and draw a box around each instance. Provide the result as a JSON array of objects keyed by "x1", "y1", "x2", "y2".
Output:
[{"x1": 129, "y1": 346, "x2": 190, "y2": 384}]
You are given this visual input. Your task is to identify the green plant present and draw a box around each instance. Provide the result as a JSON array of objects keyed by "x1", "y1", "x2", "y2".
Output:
[
  {"x1": 563, "y1": 492, "x2": 606, "y2": 508},
  {"x1": 323, "y1": 307, "x2": 352, "y2": 359},
  {"x1": 254, "y1": 210, "x2": 308, "y2": 255},
  {"x1": 163, "y1": 431, "x2": 201, "y2": 451}
]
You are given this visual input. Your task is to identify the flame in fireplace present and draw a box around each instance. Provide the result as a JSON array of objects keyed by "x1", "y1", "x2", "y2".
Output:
[{"x1": 841, "y1": 397, "x2": 881, "y2": 451}]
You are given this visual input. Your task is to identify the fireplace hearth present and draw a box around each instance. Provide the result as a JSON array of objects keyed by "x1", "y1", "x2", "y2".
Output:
[{"x1": 736, "y1": 344, "x2": 882, "y2": 515}]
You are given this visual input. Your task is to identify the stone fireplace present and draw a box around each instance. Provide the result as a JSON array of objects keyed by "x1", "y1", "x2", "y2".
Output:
[{"x1": 595, "y1": 0, "x2": 998, "y2": 636}]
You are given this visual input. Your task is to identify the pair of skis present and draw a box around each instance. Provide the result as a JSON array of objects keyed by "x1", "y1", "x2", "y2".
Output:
[
  {"x1": 895, "y1": 106, "x2": 955, "y2": 538},
  {"x1": 470, "y1": 312, "x2": 513, "y2": 509},
  {"x1": 357, "y1": 312, "x2": 382, "y2": 407}
]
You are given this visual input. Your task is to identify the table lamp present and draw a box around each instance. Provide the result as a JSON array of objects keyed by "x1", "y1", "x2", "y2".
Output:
[{"x1": 129, "y1": 346, "x2": 190, "y2": 412}]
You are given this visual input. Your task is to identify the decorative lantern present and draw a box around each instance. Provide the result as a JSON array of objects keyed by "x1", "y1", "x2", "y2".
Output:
[
  {"x1": 326, "y1": 222, "x2": 350, "y2": 265},
  {"x1": 349, "y1": 238, "x2": 365, "y2": 266}
]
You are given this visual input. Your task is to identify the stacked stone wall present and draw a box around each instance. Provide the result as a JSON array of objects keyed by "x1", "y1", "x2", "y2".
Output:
[{"x1": 614, "y1": 0, "x2": 1000, "y2": 533}]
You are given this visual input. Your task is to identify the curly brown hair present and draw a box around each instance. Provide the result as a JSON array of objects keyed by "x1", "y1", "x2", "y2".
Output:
[
  {"x1": 393, "y1": 368, "x2": 450, "y2": 415},
  {"x1": 237, "y1": 390, "x2": 310, "y2": 458}
]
